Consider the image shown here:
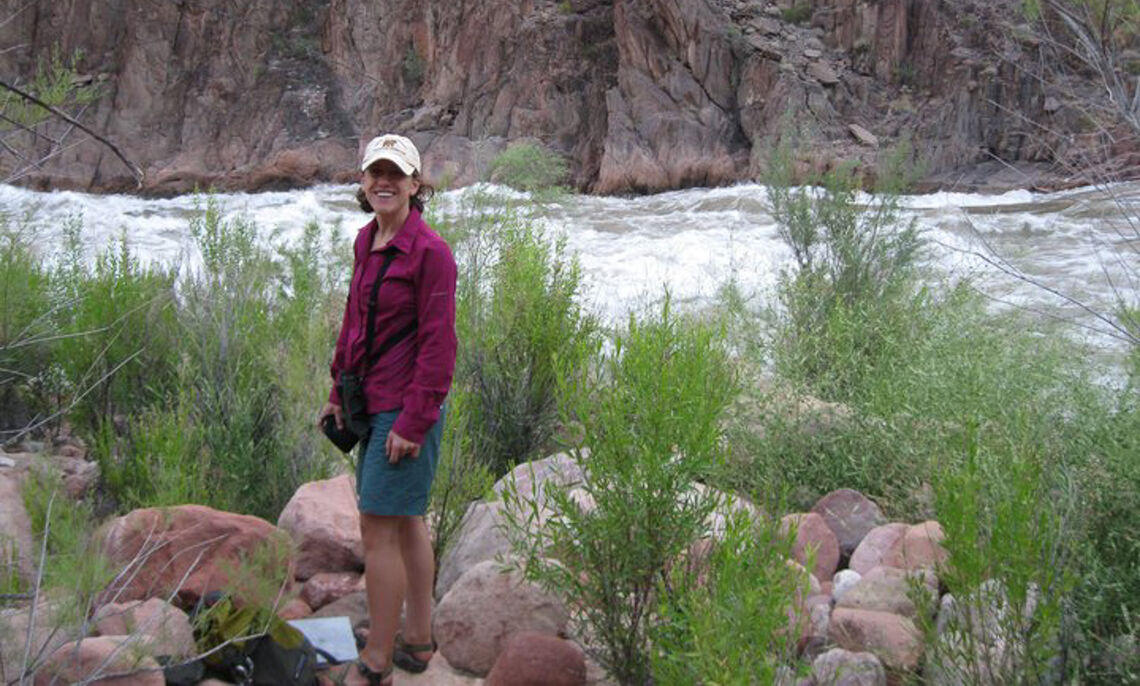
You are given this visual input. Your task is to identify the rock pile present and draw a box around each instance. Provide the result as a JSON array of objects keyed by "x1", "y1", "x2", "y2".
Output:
[{"x1": 0, "y1": 441, "x2": 1030, "y2": 685}]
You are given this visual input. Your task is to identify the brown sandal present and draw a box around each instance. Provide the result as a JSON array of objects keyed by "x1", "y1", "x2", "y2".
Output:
[
  {"x1": 393, "y1": 632, "x2": 436, "y2": 673},
  {"x1": 357, "y1": 659, "x2": 393, "y2": 686}
]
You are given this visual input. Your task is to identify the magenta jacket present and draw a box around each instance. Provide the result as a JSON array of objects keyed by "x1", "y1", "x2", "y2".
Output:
[{"x1": 328, "y1": 208, "x2": 457, "y2": 444}]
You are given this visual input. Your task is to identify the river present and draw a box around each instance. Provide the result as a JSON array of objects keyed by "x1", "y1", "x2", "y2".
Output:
[{"x1": 1, "y1": 181, "x2": 1137, "y2": 358}]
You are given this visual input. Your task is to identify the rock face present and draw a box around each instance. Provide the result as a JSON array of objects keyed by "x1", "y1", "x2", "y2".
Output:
[
  {"x1": 99, "y1": 504, "x2": 284, "y2": 607},
  {"x1": 0, "y1": 0, "x2": 1120, "y2": 195}
]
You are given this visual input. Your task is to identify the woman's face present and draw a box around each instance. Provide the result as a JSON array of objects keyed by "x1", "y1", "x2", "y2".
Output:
[{"x1": 361, "y1": 159, "x2": 420, "y2": 216}]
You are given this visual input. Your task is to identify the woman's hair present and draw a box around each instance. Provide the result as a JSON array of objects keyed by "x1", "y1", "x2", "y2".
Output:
[{"x1": 356, "y1": 173, "x2": 436, "y2": 213}]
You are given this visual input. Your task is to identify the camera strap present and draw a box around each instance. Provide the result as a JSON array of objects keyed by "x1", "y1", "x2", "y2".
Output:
[{"x1": 358, "y1": 249, "x2": 418, "y2": 376}]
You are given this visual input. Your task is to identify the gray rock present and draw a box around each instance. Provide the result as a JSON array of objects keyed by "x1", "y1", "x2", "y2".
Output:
[
  {"x1": 848, "y1": 124, "x2": 879, "y2": 148},
  {"x1": 809, "y1": 62, "x2": 840, "y2": 86},
  {"x1": 832, "y1": 569, "x2": 863, "y2": 604},
  {"x1": 812, "y1": 647, "x2": 887, "y2": 686},
  {"x1": 436, "y1": 500, "x2": 513, "y2": 600}
]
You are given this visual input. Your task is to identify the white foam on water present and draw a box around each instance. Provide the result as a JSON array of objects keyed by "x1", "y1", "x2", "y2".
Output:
[{"x1": 1, "y1": 181, "x2": 1136, "y2": 352}]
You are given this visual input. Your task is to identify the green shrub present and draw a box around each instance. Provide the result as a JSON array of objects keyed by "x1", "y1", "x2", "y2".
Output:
[
  {"x1": 766, "y1": 145, "x2": 921, "y2": 402},
  {"x1": 651, "y1": 512, "x2": 806, "y2": 685},
  {"x1": 0, "y1": 217, "x2": 52, "y2": 430},
  {"x1": 49, "y1": 220, "x2": 178, "y2": 433},
  {"x1": 488, "y1": 142, "x2": 570, "y2": 197},
  {"x1": 427, "y1": 389, "x2": 495, "y2": 567},
  {"x1": 780, "y1": 3, "x2": 812, "y2": 24},
  {"x1": 504, "y1": 300, "x2": 737, "y2": 685},
  {"x1": 922, "y1": 425, "x2": 1073, "y2": 683},
  {"x1": 449, "y1": 188, "x2": 596, "y2": 475}
]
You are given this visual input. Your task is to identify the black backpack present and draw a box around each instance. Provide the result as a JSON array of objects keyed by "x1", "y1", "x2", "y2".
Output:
[{"x1": 185, "y1": 594, "x2": 320, "y2": 686}]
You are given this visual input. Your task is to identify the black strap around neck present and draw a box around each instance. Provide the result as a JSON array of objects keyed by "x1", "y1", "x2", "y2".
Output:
[
  {"x1": 360, "y1": 250, "x2": 396, "y2": 376},
  {"x1": 358, "y1": 250, "x2": 418, "y2": 376}
]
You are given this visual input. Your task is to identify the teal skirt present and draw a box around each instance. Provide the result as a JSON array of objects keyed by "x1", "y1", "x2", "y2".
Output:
[{"x1": 355, "y1": 406, "x2": 445, "y2": 516}]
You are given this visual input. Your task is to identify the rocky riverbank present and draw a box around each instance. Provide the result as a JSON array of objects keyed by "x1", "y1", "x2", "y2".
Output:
[
  {"x1": 3, "y1": 0, "x2": 1133, "y2": 196},
  {"x1": 1, "y1": 437, "x2": 1036, "y2": 685}
]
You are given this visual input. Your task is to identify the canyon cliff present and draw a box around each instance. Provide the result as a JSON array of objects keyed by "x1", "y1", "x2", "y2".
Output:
[{"x1": 0, "y1": 0, "x2": 1129, "y2": 195}]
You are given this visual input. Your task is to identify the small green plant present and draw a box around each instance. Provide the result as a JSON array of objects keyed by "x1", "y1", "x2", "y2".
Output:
[
  {"x1": 488, "y1": 142, "x2": 570, "y2": 198},
  {"x1": 403, "y1": 45, "x2": 426, "y2": 90},
  {"x1": 503, "y1": 299, "x2": 737, "y2": 685},
  {"x1": 781, "y1": 3, "x2": 813, "y2": 24}
]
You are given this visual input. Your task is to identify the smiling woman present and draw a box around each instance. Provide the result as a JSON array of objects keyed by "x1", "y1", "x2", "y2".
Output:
[{"x1": 318, "y1": 134, "x2": 456, "y2": 686}]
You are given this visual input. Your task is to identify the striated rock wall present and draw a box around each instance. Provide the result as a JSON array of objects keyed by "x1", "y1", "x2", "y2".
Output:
[{"x1": 0, "y1": 0, "x2": 1115, "y2": 194}]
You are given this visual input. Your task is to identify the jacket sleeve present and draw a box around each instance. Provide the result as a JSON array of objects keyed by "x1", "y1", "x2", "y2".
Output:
[{"x1": 392, "y1": 240, "x2": 458, "y2": 443}]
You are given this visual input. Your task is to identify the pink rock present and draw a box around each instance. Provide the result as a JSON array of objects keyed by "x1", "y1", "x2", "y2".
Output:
[
  {"x1": 277, "y1": 475, "x2": 363, "y2": 580},
  {"x1": 99, "y1": 504, "x2": 284, "y2": 607},
  {"x1": 0, "y1": 472, "x2": 35, "y2": 585},
  {"x1": 277, "y1": 596, "x2": 313, "y2": 620},
  {"x1": 849, "y1": 523, "x2": 907, "y2": 575},
  {"x1": 302, "y1": 571, "x2": 363, "y2": 610},
  {"x1": 811, "y1": 488, "x2": 885, "y2": 560},
  {"x1": 829, "y1": 608, "x2": 923, "y2": 672},
  {"x1": 780, "y1": 512, "x2": 840, "y2": 581},
  {"x1": 485, "y1": 631, "x2": 587, "y2": 686},
  {"x1": 34, "y1": 636, "x2": 164, "y2": 686},
  {"x1": 884, "y1": 521, "x2": 947, "y2": 572},
  {"x1": 435, "y1": 560, "x2": 570, "y2": 676},
  {"x1": 92, "y1": 598, "x2": 195, "y2": 657}
]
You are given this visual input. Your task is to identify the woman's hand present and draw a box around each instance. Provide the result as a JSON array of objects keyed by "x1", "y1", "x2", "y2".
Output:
[
  {"x1": 318, "y1": 402, "x2": 344, "y2": 430},
  {"x1": 386, "y1": 430, "x2": 420, "y2": 463}
]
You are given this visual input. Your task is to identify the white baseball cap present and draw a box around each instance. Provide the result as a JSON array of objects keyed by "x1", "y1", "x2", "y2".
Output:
[{"x1": 360, "y1": 134, "x2": 421, "y2": 175}]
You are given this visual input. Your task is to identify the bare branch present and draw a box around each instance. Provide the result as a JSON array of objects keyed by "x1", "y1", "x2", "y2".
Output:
[{"x1": 0, "y1": 78, "x2": 143, "y2": 186}]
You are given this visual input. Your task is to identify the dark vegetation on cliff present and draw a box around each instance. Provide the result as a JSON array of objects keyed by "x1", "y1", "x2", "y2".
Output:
[{"x1": 1, "y1": 0, "x2": 1137, "y2": 195}]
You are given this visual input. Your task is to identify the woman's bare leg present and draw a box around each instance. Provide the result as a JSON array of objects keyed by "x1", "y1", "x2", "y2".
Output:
[
  {"x1": 398, "y1": 515, "x2": 435, "y2": 663},
  {"x1": 357, "y1": 513, "x2": 404, "y2": 682}
]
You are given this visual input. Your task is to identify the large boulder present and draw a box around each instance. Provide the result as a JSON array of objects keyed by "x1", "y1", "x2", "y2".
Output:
[
  {"x1": 33, "y1": 635, "x2": 164, "y2": 686},
  {"x1": 781, "y1": 512, "x2": 840, "y2": 582},
  {"x1": 849, "y1": 523, "x2": 908, "y2": 576},
  {"x1": 434, "y1": 559, "x2": 570, "y2": 676},
  {"x1": 829, "y1": 608, "x2": 923, "y2": 673},
  {"x1": 811, "y1": 488, "x2": 885, "y2": 562},
  {"x1": 99, "y1": 504, "x2": 284, "y2": 607},
  {"x1": 485, "y1": 631, "x2": 587, "y2": 686},
  {"x1": 277, "y1": 474, "x2": 363, "y2": 580},
  {"x1": 492, "y1": 452, "x2": 585, "y2": 506},
  {"x1": 92, "y1": 598, "x2": 195, "y2": 658},
  {"x1": 436, "y1": 500, "x2": 514, "y2": 600}
]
